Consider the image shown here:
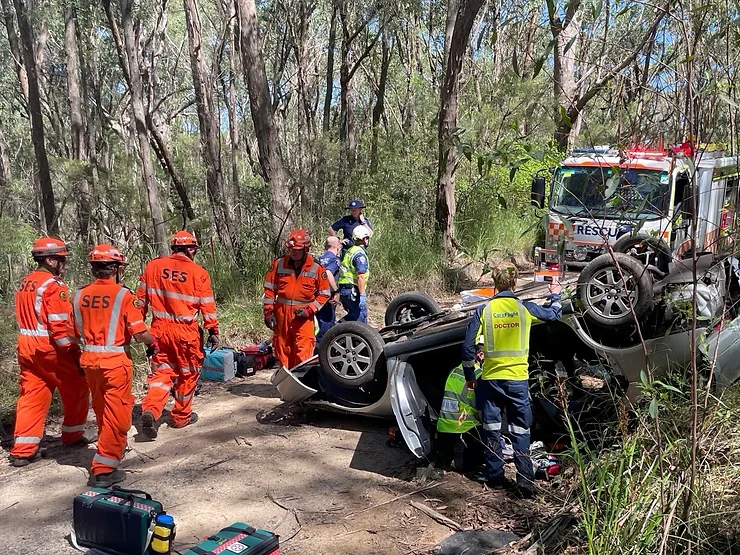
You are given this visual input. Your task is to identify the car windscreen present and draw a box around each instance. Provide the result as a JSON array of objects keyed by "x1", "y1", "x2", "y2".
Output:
[{"x1": 551, "y1": 166, "x2": 670, "y2": 219}]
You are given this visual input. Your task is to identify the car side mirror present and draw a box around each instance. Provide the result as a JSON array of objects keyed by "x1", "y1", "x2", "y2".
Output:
[{"x1": 531, "y1": 176, "x2": 546, "y2": 209}]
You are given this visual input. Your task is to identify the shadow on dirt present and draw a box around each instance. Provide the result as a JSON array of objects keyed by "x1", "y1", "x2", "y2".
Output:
[{"x1": 227, "y1": 380, "x2": 281, "y2": 399}]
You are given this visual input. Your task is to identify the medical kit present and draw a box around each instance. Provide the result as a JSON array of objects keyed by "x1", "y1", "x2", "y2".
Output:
[{"x1": 181, "y1": 522, "x2": 279, "y2": 555}]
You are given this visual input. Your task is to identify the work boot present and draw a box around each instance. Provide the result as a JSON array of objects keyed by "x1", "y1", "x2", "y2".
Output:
[
  {"x1": 67, "y1": 429, "x2": 98, "y2": 447},
  {"x1": 170, "y1": 412, "x2": 199, "y2": 429},
  {"x1": 141, "y1": 411, "x2": 157, "y2": 439},
  {"x1": 87, "y1": 469, "x2": 126, "y2": 488},
  {"x1": 8, "y1": 450, "x2": 42, "y2": 468}
]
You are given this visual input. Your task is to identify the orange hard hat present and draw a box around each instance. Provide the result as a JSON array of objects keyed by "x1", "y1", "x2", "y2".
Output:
[
  {"x1": 170, "y1": 230, "x2": 199, "y2": 248},
  {"x1": 285, "y1": 229, "x2": 311, "y2": 250},
  {"x1": 31, "y1": 237, "x2": 71, "y2": 258},
  {"x1": 88, "y1": 244, "x2": 128, "y2": 265}
]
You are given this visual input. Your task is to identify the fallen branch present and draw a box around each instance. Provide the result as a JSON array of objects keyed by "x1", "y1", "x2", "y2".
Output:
[
  {"x1": 251, "y1": 427, "x2": 288, "y2": 440},
  {"x1": 343, "y1": 482, "x2": 442, "y2": 519},
  {"x1": 203, "y1": 458, "x2": 230, "y2": 471},
  {"x1": 409, "y1": 501, "x2": 463, "y2": 531}
]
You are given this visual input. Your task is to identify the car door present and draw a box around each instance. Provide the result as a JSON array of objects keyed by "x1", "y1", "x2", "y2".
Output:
[{"x1": 388, "y1": 357, "x2": 434, "y2": 458}]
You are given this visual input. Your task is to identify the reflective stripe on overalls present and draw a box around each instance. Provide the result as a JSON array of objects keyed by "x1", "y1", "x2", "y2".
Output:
[
  {"x1": 337, "y1": 246, "x2": 370, "y2": 287},
  {"x1": 437, "y1": 364, "x2": 482, "y2": 433},
  {"x1": 74, "y1": 288, "x2": 131, "y2": 353},
  {"x1": 480, "y1": 297, "x2": 533, "y2": 381}
]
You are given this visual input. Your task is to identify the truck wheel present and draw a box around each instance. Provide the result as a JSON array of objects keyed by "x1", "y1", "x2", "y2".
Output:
[
  {"x1": 578, "y1": 253, "x2": 654, "y2": 328},
  {"x1": 318, "y1": 321, "x2": 385, "y2": 388},
  {"x1": 613, "y1": 233, "x2": 671, "y2": 275},
  {"x1": 384, "y1": 291, "x2": 441, "y2": 326}
]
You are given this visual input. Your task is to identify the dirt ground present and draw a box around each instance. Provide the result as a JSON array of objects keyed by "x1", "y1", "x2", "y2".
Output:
[{"x1": 0, "y1": 370, "x2": 565, "y2": 555}]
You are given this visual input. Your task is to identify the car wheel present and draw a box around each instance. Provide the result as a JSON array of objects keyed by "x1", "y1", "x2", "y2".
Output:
[
  {"x1": 318, "y1": 321, "x2": 385, "y2": 388},
  {"x1": 578, "y1": 253, "x2": 654, "y2": 327},
  {"x1": 384, "y1": 291, "x2": 441, "y2": 326},
  {"x1": 613, "y1": 233, "x2": 671, "y2": 275}
]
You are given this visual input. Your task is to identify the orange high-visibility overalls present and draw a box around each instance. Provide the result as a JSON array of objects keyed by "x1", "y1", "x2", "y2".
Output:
[
  {"x1": 263, "y1": 255, "x2": 330, "y2": 369},
  {"x1": 137, "y1": 253, "x2": 218, "y2": 427},
  {"x1": 68, "y1": 279, "x2": 148, "y2": 477},
  {"x1": 11, "y1": 270, "x2": 89, "y2": 459}
]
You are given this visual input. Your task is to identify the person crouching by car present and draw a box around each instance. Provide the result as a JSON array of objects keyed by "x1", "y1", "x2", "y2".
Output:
[{"x1": 435, "y1": 338, "x2": 484, "y2": 474}]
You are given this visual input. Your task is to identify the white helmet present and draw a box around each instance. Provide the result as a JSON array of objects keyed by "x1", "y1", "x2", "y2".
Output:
[{"x1": 352, "y1": 225, "x2": 371, "y2": 241}]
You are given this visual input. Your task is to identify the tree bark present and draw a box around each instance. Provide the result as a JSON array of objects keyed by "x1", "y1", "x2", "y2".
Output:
[
  {"x1": 117, "y1": 0, "x2": 167, "y2": 254},
  {"x1": 236, "y1": 0, "x2": 292, "y2": 240},
  {"x1": 14, "y1": 0, "x2": 57, "y2": 235},
  {"x1": 0, "y1": 129, "x2": 12, "y2": 186},
  {"x1": 1, "y1": 0, "x2": 28, "y2": 103},
  {"x1": 550, "y1": 1, "x2": 580, "y2": 151},
  {"x1": 221, "y1": 0, "x2": 242, "y2": 222},
  {"x1": 183, "y1": 0, "x2": 241, "y2": 259},
  {"x1": 435, "y1": 0, "x2": 484, "y2": 256},
  {"x1": 370, "y1": 32, "x2": 391, "y2": 173},
  {"x1": 322, "y1": 1, "x2": 337, "y2": 134},
  {"x1": 64, "y1": 2, "x2": 91, "y2": 240}
]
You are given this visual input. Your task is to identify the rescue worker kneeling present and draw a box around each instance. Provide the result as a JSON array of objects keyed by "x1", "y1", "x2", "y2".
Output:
[
  {"x1": 10, "y1": 238, "x2": 91, "y2": 467},
  {"x1": 263, "y1": 230, "x2": 331, "y2": 369},
  {"x1": 435, "y1": 340, "x2": 484, "y2": 474},
  {"x1": 68, "y1": 245, "x2": 157, "y2": 487}
]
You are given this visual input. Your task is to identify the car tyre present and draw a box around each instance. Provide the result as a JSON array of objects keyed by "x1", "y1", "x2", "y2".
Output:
[
  {"x1": 318, "y1": 321, "x2": 385, "y2": 388},
  {"x1": 613, "y1": 233, "x2": 671, "y2": 275},
  {"x1": 384, "y1": 291, "x2": 441, "y2": 326},
  {"x1": 578, "y1": 253, "x2": 654, "y2": 328}
]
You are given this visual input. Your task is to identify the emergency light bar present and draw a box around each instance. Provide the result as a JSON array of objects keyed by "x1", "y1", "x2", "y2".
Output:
[{"x1": 571, "y1": 146, "x2": 619, "y2": 156}]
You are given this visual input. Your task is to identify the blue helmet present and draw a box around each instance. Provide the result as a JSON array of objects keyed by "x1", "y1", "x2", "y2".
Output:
[{"x1": 346, "y1": 199, "x2": 365, "y2": 209}]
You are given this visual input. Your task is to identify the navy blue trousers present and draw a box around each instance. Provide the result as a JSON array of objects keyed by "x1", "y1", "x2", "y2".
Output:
[
  {"x1": 339, "y1": 286, "x2": 367, "y2": 323},
  {"x1": 476, "y1": 378, "x2": 533, "y2": 486}
]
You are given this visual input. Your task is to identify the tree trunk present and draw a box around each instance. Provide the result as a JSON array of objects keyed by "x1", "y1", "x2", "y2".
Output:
[
  {"x1": 442, "y1": 0, "x2": 459, "y2": 72},
  {"x1": 13, "y1": 0, "x2": 57, "y2": 235},
  {"x1": 119, "y1": 0, "x2": 167, "y2": 254},
  {"x1": 370, "y1": 32, "x2": 391, "y2": 173},
  {"x1": 0, "y1": 129, "x2": 12, "y2": 186},
  {"x1": 222, "y1": 0, "x2": 242, "y2": 222},
  {"x1": 236, "y1": 0, "x2": 292, "y2": 240},
  {"x1": 64, "y1": 2, "x2": 90, "y2": 240},
  {"x1": 338, "y1": 0, "x2": 355, "y2": 181},
  {"x1": 1, "y1": 0, "x2": 28, "y2": 103},
  {"x1": 183, "y1": 0, "x2": 241, "y2": 259},
  {"x1": 551, "y1": 3, "x2": 580, "y2": 151},
  {"x1": 435, "y1": 0, "x2": 484, "y2": 257},
  {"x1": 322, "y1": 1, "x2": 337, "y2": 134}
]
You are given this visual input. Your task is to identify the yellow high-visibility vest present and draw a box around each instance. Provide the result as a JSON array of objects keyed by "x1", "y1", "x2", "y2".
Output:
[
  {"x1": 479, "y1": 297, "x2": 533, "y2": 381},
  {"x1": 337, "y1": 246, "x2": 370, "y2": 287},
  {"x1": 437, "y1": 364, "x2": 482, "y2": 433}
]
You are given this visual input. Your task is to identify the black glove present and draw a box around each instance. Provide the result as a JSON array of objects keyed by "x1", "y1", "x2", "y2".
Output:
[
  {"x1": 206, "y1": 330, "x2": 219, "y2": 349},
  {"x1": 265, "y1": 314, "x2": 277, "y2": 330}
]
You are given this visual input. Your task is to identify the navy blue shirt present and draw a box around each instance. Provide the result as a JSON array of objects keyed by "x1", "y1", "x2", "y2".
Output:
[
  {"x1": 318, "y1": 250, "x2": 341, "y2": 290},
  {"x1": 331, "y1": 215, "x2": 373, "y2": 243},
  {"x1": 461, "y1": 290, "x2": 562, "y2": 381}
]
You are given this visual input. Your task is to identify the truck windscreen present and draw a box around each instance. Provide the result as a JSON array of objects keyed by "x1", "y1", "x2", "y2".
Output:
[{"x1": 551, "y1": 166, "x2": 670, "y2": 219}]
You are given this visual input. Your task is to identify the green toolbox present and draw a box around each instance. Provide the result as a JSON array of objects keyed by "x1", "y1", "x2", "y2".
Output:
[
  {"x1": 182, "y1": 522, "x2": 279, "y2": 555},
  {"x1": 72, "y1": 486, "x2": 164, "y2": 555}
]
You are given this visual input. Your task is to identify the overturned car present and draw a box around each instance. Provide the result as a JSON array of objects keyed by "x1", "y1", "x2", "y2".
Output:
[{"x1": 272, "y1": 280, "x2": 740, "y2": 458}]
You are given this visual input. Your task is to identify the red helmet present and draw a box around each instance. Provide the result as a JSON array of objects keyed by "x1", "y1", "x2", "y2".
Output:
[
  {"x1": 31, "y1": 237, "x2": 71, "y2": 258},
  {"x1": 88, "y1": 244, "x2": 128, "y2": 265},
  {"x1": 285, "y1": 229, "x2": 311, "y2": 250},
  {"x1": 170, "y1": 230, "x2": 199, "y2": 248}
]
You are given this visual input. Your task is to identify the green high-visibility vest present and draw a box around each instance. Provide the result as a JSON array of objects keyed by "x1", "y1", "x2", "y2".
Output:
[
  {"x1": 480, "y1": 297, "x2": 533, "y2": 381},
  {"x1": 337, "y1": 245, "x2": 370, "y2": 287},
  {"x1": 437, "y1": 364, "x2": 482, "y2": 433}
]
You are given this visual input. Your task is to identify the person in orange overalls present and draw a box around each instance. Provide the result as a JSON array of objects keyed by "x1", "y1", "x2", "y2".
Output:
[
  {"x1": 68, "y1": 244, "x2": 156, "y2": 487},
  {"x1": 9, "y1": 238, "x2": 91, "y2": 468},
  {"x1": 137, "y1": 231, "x2": 219, "y2": 439},
  {"x1": 263, "y1": 230, "x2": 331, "y2": 369}
]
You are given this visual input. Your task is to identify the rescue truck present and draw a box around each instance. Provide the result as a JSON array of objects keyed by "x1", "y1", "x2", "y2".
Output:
[{"x1": 530, "y1": 143, "x2": 740, "y2": 269}]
